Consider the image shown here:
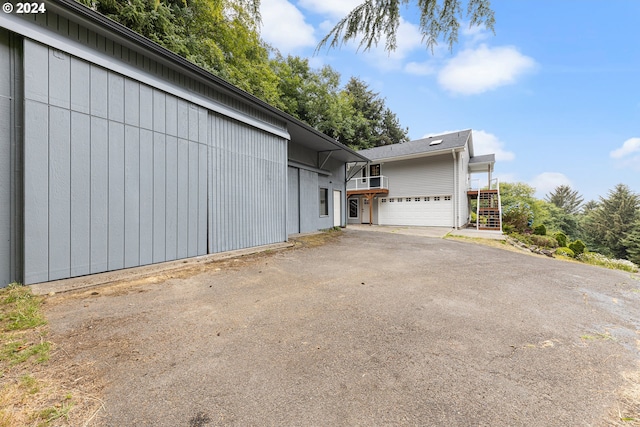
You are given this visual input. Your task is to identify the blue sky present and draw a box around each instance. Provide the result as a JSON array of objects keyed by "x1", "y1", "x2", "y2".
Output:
[{"x1": 258, "y1": 0, "x2": 640, "y2": 202}]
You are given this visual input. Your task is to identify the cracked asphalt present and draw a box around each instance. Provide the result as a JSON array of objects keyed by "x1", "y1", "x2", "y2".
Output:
[{"x1": 43, "y1": 229, "x2": 640, "y2": 426}]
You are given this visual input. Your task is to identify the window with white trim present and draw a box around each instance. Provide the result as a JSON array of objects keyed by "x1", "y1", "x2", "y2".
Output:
[
  {"x1": 444, "y1": 195, "x2": 452, "y2": 201},
  {"x1": 348, "y1": 198, "x2": 359, "y2": 219},
  {"x1": 434, "y1": 196, "x2": 441, "y2": 201}
]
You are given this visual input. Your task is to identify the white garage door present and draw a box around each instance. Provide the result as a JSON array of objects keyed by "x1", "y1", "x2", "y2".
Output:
[{"x1": 378, "y1": 195, "x2": 453, "y2": 227}]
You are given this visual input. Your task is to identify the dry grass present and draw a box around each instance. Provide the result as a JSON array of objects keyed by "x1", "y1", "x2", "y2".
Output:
[
  {"x1": 609, "y1": 359, "x2": 640, "y2": 426},
  {"x1": 0, "y1": 284, "x2": 104, "y2": 426},
  {"x1": 290, "y1": 227, "x2": 343, "y2": 248}
]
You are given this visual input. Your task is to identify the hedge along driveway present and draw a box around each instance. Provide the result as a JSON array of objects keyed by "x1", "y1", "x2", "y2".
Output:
[{"x1": 42, "y1": 229, "x2": 640, "y2": 426}]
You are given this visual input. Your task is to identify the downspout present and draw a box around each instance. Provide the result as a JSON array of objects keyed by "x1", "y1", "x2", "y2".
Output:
[{"x1": 452, "y1": 149, "x2": 457, "y2": 229}]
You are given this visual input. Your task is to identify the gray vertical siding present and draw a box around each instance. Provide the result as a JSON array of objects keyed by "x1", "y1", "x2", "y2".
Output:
[
  {"x1": 209, "y1": 113, "x2": 287, "y2": 253},
  {"x1": 21, "y1": 39, "x2": 210, "y2": 284},
  {"x1": 0, "y1": 29, "x2": 22, "y2": 286},
  {"x1": 299, "y1": 169, "x2": 319, "y2": 233},
  {"x1": 0, "y1": 30, "x2": 10, "y2": 285},
  {"x1": 7, "y1": 8, "x2": 350, "y2": 285},
  {"x1": 287, "y1": 167, "x2": 300, "y2": 234}
]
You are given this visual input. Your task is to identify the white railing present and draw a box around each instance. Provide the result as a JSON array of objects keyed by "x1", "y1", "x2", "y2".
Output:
[
  {"x1": 347, "y1": 175, "x2": 389, "y2": 191},
  {"x1": 473, "y1": 178, "x2": 502, "y2": 231},
  {"x1": 468, "y1": 177, "x2": 500, "y2": 191}
]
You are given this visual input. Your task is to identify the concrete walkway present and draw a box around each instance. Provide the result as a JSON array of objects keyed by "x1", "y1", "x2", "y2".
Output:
[{"x1": 347, "y1": 224, "x2": 505, "y2": 240}]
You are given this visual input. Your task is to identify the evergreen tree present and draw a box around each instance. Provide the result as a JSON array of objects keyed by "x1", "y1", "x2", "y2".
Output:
[
  {"x1": 343, "y1": 78, "x2": 409, "y2": 150},
  {"x1": 622, "y1": 221, "x2": 640, "y2": 265},
  {"x1": 583, "y1": 184, "x2": 640, "y2": 259},
  {"x1": 545, "y1": 185, "x2": 584, "y2": 215}
]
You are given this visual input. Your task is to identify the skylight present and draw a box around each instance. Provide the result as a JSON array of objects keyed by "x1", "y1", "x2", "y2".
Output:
[{"x1": 429, "y1": 139, "x2": 443, "y2": 146}]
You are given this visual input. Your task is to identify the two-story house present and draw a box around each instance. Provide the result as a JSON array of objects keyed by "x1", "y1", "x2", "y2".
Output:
[{"x1": 346, "y1": 130, "x2": 501, "y2": 230}]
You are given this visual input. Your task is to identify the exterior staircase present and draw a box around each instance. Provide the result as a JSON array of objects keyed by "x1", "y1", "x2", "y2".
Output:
[
  {"x1": 467, "y1": 179, "x2": 502, "y2": 231},
  {"x1": 476, "y1": 190, "x2": 501, "y2": 230}
]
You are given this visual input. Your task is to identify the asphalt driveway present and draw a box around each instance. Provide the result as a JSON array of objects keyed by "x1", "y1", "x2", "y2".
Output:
[{"x1": 43, "y1": 229, "x2": 640, "y2": 426}]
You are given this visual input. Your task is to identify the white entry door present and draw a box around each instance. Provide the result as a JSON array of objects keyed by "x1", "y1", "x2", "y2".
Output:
[
  {"x1": 333, "y1": 190, "x2": 341, "y2": 227},
  {"x1": 361, "y1": 198, "x2": 371, "y2": 224}
]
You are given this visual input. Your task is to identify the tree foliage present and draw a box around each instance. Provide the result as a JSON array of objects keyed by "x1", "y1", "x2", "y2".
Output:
[
  {"x1": 77, "y1": 0, "x2": 282, "y2": 105},
  {"x1": 317, "y1": 0, "x2": 495, "y2": 53},
  {"x1": 582, "y1": 184, "x2": 640, "y2": 259},
  {"x1": 343, "y1": 78, "x2": 409, "y2": 149},
  {"x1": 271, "y1": 61, "x2": 408, "y2": 148},
  {"x1": 75, "y1": 0, "x2": 411, "y2": 149},
  {"x1": 545, "y1": 185, "x2": 584, "y2": 215}
]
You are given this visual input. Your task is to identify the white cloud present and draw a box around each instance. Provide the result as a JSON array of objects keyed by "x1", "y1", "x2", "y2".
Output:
[
  {"x1": 610, "y1": 137, "x2": 640, "y2": 159},
  {"x1": 461, "y1": 24, "x2": 491, "y2": 46},
  {"x1": 472, "y1": 130, "x2": 515, "y2": 162},
  {"x1": 438, "y1": 44, "x2": 537, "y2": 95},
  {"x1": 297, "y1": 0, "x2": 362, "y2": 18},
  {"x1": 260, "y1": 0, "x2": 316, "y2": 53},
  {"x1": 530, "y1": 172, "x2": 572, "y2": 198},
  {"x1": 404, "y1": 61, "x2": 436, "y2": 76}
]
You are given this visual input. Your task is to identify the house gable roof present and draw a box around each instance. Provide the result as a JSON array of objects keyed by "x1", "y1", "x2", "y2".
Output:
[{"x1": 358, "y1": 130, "x2": 472, "y2": 162}]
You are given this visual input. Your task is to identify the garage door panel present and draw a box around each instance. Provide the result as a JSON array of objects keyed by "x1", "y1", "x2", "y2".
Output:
[{"x1": 378, "y1": 196, "x2": 452, "y2": 227}]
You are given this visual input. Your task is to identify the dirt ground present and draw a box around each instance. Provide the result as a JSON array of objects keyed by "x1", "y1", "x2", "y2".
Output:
[{"x1": 41, "y1": 229, "x2": 640, "y2": 426}]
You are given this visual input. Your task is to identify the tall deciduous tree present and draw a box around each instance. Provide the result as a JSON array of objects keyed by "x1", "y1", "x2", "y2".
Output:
[
  {"x1": 77, "y1": 0, "x2": 282, "y2": 107},
  {"x1": 583, "y1": 184, "x2": 640, "y2": 260},
  {"x1": 545, "y1": 185, "x2": 584, "y2": 215},
  {"x1": 317, "y1": 0, "x2": 495, "y2": 53}
]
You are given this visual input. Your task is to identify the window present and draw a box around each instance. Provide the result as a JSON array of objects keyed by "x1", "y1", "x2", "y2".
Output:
[
  {"x1": 398, "y1": 198, "x2": 403, "y2": 202},
  {"x1": 348, "y1": 198, "x2": 359, "y2": 219},
  {"x1": 319, "y1": 188, "x2": 328, "y2": 216},
  {"x1": 425, "y1": 197, "x2": 430, "y2": 202},
  {"x1": 429, "y1": 139, "x2": 443, "y2": 146},
  {"x1": 414, "y1": 198, "x2": 421, "y2": 202},
  {"x1": 381, "y1": 199, "x2": 387, "y2": 203},
  {"x1": 389, "y1": 198, "x2": 395, "y2": 202},
  {"x1": 434, "y1": 196, "x2": 440, "y2": 201},
  {"x1": 444, "y1": 195, "x2": 452, "y2": 201},
  {"x1": 406, "y1": 198, "x2": 412, "y2": 202}
]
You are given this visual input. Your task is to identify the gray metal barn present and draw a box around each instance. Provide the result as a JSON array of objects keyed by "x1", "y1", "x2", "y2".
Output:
[{"x1": 0, "y1": 0, "x2": 367, "y2": 286}]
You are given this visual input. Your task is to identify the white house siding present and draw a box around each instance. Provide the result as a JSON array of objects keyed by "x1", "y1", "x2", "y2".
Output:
[
  {"x1": 458, "y1": 148, "x2": 470, "y2": 228},
  {"x1": 374, "y1": 155, "x2": 455, "y2": 227},
  {"x1": 381, "y1": 155, "x2": 454, "y2": 198}
]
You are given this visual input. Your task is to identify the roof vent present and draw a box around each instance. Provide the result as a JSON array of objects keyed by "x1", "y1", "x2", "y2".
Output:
[{"x1": 429, "y1": 139, "x2": 443, "y2": 146}]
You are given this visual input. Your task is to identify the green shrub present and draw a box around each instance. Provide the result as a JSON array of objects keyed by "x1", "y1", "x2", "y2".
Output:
[
  {"x1": 510, "y1": 232, "x2": 532, "y2": 245},
  {"x1": 529, "y1": 234, "x2": 558, "y2": 248},
  {"x1": 533, "y1": 224, "x2": 547, "y2": 235},
  {"x1": 554, "y1": 232, "x2": 567, "y2": 247},
  {"x1": 555, "y1": 247, "x2": 575, "y2": 257},
  {"x1": 577, "y1": 252, "x2": 638, "y2": 272},
  {"x1": 568, "y1": 240, "x2": 586, "y2": 255},
  {"x1": 502, "y1": 203, "x2": 533, "y2": 233}
]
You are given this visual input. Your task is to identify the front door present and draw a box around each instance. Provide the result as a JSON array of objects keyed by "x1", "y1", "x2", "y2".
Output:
[
  {"x1": 333, "y1": 190, "x2": 341, "y2": 227},
  {"x1": 361, "y1": 197, "x2": 370, "y2": 224},
  {"x1": 369, "y1": 164, "x2": 381, "y2": 188}
]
